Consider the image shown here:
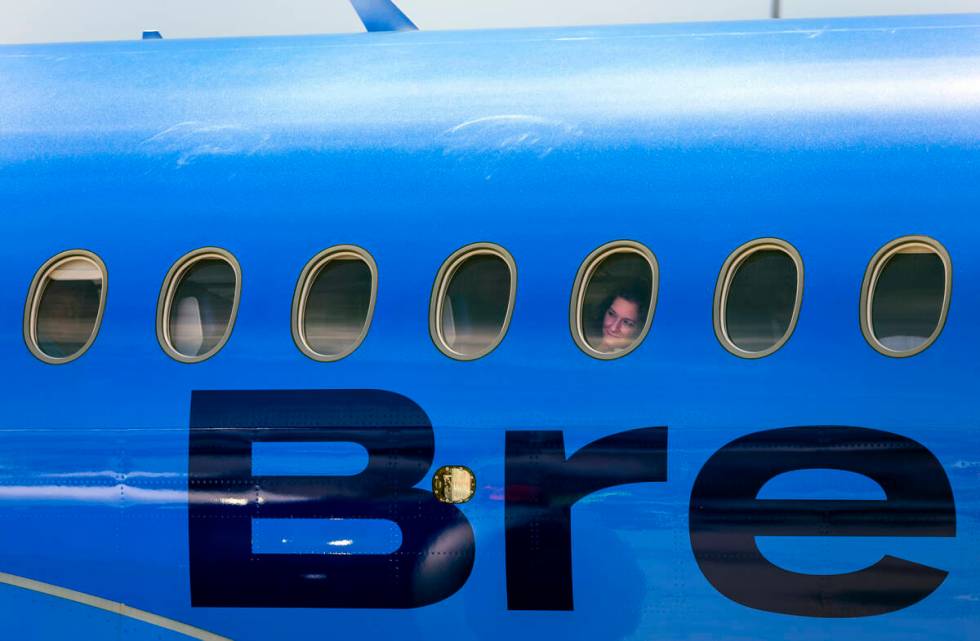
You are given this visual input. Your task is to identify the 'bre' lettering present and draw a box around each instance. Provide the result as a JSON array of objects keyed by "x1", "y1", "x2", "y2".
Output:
[{"x1": 187, "y1": 390, "x2": 956, "y2": 617}]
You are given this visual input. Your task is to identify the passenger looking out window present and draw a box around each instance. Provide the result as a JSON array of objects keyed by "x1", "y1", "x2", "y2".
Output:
[
  {"x1": 577, "y1": 246, "x2": 654, "y2": 356},
  {"x1": 591, "y1": 290, "x2": 648, "y2": 353}
]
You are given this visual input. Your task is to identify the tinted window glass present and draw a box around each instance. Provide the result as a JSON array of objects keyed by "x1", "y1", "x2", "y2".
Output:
[
  {"x1": 34, "y1": 257, "x2": 104, "y2": 359},
  {"x1": 580, "y1": 252, "x2": 653, "y2": 355},
  {"x1": 168, "y1": 258, "x2": 237, "y2": 358},
  {"x1": 871, "y1": 249, "x2": 945, "y2": 352},
  {"x1": 440, "y1": 253, "x2": 511, "y2": 357},
  {"x1": 302, "y1": 256, "x2": 373, "y2": 357},
  {"x1": 724, "y1": 249, "x2": 798, "y2": 353}
]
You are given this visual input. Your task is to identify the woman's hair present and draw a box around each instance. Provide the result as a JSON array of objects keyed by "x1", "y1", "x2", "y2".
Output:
[{"x1": 591, "y1": 286, "x2": 649, "y2": 340}]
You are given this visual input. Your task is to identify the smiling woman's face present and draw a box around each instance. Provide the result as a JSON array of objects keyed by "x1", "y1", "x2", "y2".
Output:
[{"x1": 600, "y1": 296, "x2": 640, "y2": 351}]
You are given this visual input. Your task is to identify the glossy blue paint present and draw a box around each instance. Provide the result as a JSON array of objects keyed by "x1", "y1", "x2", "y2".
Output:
[
  {"x1": 251, "y1": 519, "x2": 402, "y2": 555},
  {"x1": 1, "y1": 13, "x2": 979, "y2": 640},
  {"x1": 252, "y1": 441, "x2": 369, "y2": 476},
  {"x1": 348, "y1": 0, "x2": 418, "y2": 32}
]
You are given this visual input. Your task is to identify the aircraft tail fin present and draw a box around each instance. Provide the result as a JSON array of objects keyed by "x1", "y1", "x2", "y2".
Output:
[{"x1": 348, "y1": 0, "x2": 418, "y2": 32}]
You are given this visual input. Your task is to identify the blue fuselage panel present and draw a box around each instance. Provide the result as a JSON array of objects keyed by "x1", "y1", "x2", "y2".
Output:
[{"x1": 0, "y1": 14, "x2": 978, "y2": 641}]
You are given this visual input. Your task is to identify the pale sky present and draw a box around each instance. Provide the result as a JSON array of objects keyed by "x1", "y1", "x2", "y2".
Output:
[{"x1": 0, "y1": 0, "x2": 978, "y2": 44}]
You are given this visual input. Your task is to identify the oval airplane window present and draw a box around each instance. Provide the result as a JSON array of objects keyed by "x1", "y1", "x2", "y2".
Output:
[
  {"x1": 430, "y1": 243, "x2": 516, "y2": 360},
  {"x1": 570, "y1": 241, "x2": 658, "y2": 360},
  {"x1": 860, "y1": 236, "x2": 951, "y2": 358},
  {"x1": 292, "y1": 245, "x2": 378, "y2": 362},
  {"x1": 24, "y1": 250, "x2": 107, "y2": 364},
  {"x1": 714, "y1": 238, "x2": 803, "y2": 358},
  {"x1": 157, "y1": 247, "x2": 241, "y2": 363}
]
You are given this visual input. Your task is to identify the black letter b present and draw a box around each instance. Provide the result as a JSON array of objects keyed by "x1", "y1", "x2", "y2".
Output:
[{"x1": 189, "y1": 389, "x2": 474, "y2": 608}]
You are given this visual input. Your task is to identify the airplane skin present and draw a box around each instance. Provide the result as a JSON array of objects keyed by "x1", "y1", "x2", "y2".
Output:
[{"x1": 1, "y1": 12, "x2": 979, "y2": 641}]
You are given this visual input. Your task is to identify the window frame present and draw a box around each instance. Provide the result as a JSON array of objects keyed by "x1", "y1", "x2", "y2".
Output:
[
  {"x1": 156, "y1": 246, "x2": 242, "y2": 364},
  {"x1": 23, "y1": 249, "x2": 108, "y2": 365},
  {"x1": 859, "y1": 235, "x2": 951, "y2": 358},
  {"x1": 429, "y1": 242, "x2": 517, "y2": 361},
  {"x1": 713, "y1": 237, "x2": 804, "y2": 359},
  {"x1": 291, "y1": 245, "x2": 378, "y2": 362},
  {"x1": 569, "y1": 240, "x2": 659, "y2": 361}
]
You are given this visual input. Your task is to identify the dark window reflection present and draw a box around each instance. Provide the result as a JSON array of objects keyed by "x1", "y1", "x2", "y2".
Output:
[
  {"x1": 168, "y1": 259, "x2": 236, "y2": 357},
  {"x1": 581, "y1": 253, "x2": 652, "y2": 354},
  {"x1": 725, "y1": 250, "x2": 797, "y2": 353},
  {"x1": 871, "y1": 250, "x2": 945, "y2": 352},
  {"x1": 303, "y1": 257, "x2": 372, "y2": 357},
  {"x1": 441, "y1": 254, "x2": 510, "y2": 356},
  {"x1": 35, "y1": 258, "x2": 103, "y2": 359}
]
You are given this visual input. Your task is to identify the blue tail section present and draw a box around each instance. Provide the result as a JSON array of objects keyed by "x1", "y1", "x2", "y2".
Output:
[{"x1": 348, "y1": 0, "x2": 417, "y2": 32}]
